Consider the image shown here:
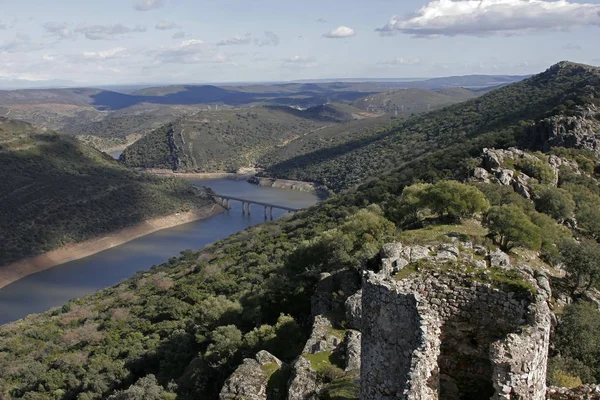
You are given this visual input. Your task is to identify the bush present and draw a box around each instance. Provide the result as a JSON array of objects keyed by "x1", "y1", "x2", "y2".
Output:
[
  {"x1": 533, "y1": 185, "x2": 575, "y2": 221},
  {"x1": 484, "y1": 205, "x2": 541, "y2": 251},
  {"x1": 515, "y1": 157, "x2": 555, "y2": 184},
  {"x1": 419, "y1": 180, "x2": 490, "y2": 220},
  {"x1": 559, "y1": 240, "x2": 600, "y2": 295},
  {"x1": 549, "y1": 369, "x2": 583, "y2": 389},
  {"x1": 317, "y1": 365, "x2": 345, "y2": 384}
]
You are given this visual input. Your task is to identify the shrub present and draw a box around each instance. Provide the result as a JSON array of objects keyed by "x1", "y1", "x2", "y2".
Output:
[
  {"x1": 515, "y1": 157, "x2": 555, "y2": 184},
  {"x1": 549, "y1": 369, "x2": 583, "y2": 389},
  {"x1": 559, "y1": 240, "x2": 600, "y2": 295},
  {"x1": 317, "y1": 365, "x2": 345, "y2": 384},
  {"x1": 532, "y1": 185, "x2": 575, "y2": 221},
  {"x1": 420, "y1": 180, "x2": 490, "y2": 220}
]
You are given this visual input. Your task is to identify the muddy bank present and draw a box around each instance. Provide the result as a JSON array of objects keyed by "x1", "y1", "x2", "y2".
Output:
[
  {"x1": 146, "y1": 169, "x2": 255, "y2": 181},
  {"x1": 0, "y1": 203, "x2": 225, "y2": 290},
  {"x1": 248, "y1": 176, "x2": 330, "y2": 199}
]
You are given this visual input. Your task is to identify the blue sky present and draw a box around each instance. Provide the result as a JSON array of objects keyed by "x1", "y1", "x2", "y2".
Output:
[{"x1": 0, "y1": 0, "x2": 599, "y2": 84}]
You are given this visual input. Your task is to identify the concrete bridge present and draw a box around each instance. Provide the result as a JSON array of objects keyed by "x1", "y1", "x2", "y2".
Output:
[{"x1": 211, "y1": 192, "x2": 302, "y2": 220}]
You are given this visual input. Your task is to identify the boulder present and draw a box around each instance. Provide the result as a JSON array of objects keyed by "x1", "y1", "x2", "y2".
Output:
[
  {"x1": 344, "y1": 330, "x2": 362, "y2": 373},
  {"x1": 220, "y1": 351, "x2": 284, "y2": 400},
  {"x1": 287, "y1": 356, "x2": 319, "y2": 400},
  {"x1": 473, "y1": 167, "x2": 490, "y2": 182},
  {"x1": 490, "y1": 249, "x2": 512, "y2": 269},
  {"x1": 483, "y1": 148, "x2": 503, "y2": 169},
  {"x1": 495, "y1": 169, "x2": 514, "y2": 186}
]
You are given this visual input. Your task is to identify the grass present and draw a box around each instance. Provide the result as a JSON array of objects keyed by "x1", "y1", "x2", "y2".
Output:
[
  {"x1": 398, "y1": 219, "x2": 488, "y2": 246},
  {"x1": 302, "y1": 350, "x2": 345, "y2": 371},
  {"x1": 262, "y1": 363, "x2": 291, "y2": 400},
  {"x1": 319, "y1": 378, "x2": 360, "y2": 400}
]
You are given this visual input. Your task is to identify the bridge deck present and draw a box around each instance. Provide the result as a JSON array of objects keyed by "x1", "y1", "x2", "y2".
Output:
[{"x1": 210, "y1": 193, "x2": 301, "y2": 212}]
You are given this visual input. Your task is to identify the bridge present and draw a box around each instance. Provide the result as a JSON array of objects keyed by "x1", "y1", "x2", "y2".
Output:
[{"x1": 210, "y1": 192, "x2": 302, "y2": 220}]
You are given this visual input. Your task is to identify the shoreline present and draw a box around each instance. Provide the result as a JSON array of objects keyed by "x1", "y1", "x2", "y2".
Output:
[{"x1": 0, "y1": 203, "x2": 225, "y2": 290}]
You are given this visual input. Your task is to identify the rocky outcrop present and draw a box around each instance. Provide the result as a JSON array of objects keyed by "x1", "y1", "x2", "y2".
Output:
[
  {"x1": 344, "y1": 290, "x2": 362, "y2": 331},
  {"x1": 547, "y1": 385, "x2": 600, "y2": 399},
  {"x1": 311, "y1": 269, "x2": 361, "y2": 320},
  {"x1": 287, "y1": 356, "x2": 320, "y2": 400},
  {"x1": 344, "y1": 330, "x2": 362, "y2": 374},
  {"x1": 361, "y1": 242, "x2": 552, "y2": 400},
  {"x1": 219, "y1": 350, "x2": 284, "y2": 400},
  {"x1": 523, "y1": 104, "x2": 600, "y2": 154}
]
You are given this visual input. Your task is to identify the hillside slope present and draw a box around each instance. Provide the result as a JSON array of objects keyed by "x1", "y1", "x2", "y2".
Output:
[
  {"x1": 0, "y1": 62, "x2": 599, "y2": 400},
  {"x1": 264, "y1": 62, "x2": 600, "y2": 191},
  {"x1": 0, "y1": 117, "x2": 215, "y2": 267},
  {"x1": 119, "y1": 105, "x2": 356, "y2": 172}
]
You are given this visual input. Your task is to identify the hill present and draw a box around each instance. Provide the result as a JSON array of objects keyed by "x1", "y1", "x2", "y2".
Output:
[
  {"x1": 0, "y1": 117, "x2": 216, "y2": 267},
  {"x1": 263, "y1": 62, "x2": 600, "y2": 191},
  {"x1": 351, "y1": 87, "x2": 476, "y2": 115},
  {"x1": 119, "y1": 105, "x2": 360, "y2": 172},
  {"x1": 1, "y1": 62, "x2": 600, "y2": 400}
]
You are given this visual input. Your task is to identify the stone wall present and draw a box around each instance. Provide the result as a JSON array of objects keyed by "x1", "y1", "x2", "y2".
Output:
[{"x1": 360, "y1": 243, "x2": 553, "y2": 400}]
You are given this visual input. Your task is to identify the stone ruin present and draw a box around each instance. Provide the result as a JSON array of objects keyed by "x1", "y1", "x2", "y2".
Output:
[{"x1": 360, "y1": 242, "x2": 553, "y2": 400}]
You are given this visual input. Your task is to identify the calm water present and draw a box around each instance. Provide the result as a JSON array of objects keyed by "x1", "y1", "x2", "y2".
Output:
[{"x1": 0, "y1": 179, "x2": 318, "y2": 325}]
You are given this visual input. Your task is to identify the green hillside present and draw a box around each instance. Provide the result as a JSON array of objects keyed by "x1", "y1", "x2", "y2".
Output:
[
  {"x1": 264, "y1": 62, "x2": 600, "y2": 191},
  {"x1": 1, "y1": 62, "x2": 600, "y2": 400},
  {"x1": 351, "y1": 87, "x2": 476, "y2": 115},
  {"x1": 120, "y1": 105, "x2": 354, "y2": 172},
  {"x1": 0, "y1": 117, "x2": 215, "y2": 266}
]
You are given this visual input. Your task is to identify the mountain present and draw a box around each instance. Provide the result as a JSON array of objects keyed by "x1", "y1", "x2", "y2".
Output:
[
  {"x1": 0, "y1": 117, "x2": 216, "y2": 267},
  {"x1": 119, "y1": 105, "x2": 361, "y2": 173},
  {"x1": 263, "y1": 62, "x2": 600, "y2": 191},
  {"x1": 1, "y1": 62, "x2": 599, "y2": 399}
]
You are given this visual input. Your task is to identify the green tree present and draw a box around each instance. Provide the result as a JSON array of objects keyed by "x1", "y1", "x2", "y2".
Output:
[
  {"x1": 108, "y1": 375, "x2": 175, "y2": 400},
  {"x1": 515, "y1": 157, "x2": 555, "y2": 184},
  {"x1": 421, "y1": 181, "x2": 490, "y2": 220},
  {"x1": 559, "y1": 240, "x2": 600, "y2": 295},
  {"x1": 394, "y1": 182, "x2": 432, "y2": 225},
  {"x1": 533, "y1": 185, "x2": 575, "y2": 221},
  {"x1": 205, "y1": 325, "x2": 243, "y2": 367},
  {"x1": 484, "y1": 205, "x2": 542, "y2": 251}
]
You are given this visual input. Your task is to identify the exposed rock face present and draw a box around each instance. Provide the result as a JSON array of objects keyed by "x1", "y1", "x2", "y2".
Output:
[
  {"x1": 344, "y1": 330, "x2": 362, "y2": 374},
  {"x1": 344, "y1": 290, "x2": 362, "y2": 331},
  {"x1": 219, "y1": 350, "x2": 284, "y2": 400},
  {"x1": 311, "y1": 269, "x2": 361, "y2": 319},
  {"x1": 523, "y1": 104, "x2": 600, "y2": 154},
  {"x1": 360, "y1": 243, "x2": 552, "y2": 400},
  {"x1": 287, "y1": 356, "x2": 320, "y2": 400}
]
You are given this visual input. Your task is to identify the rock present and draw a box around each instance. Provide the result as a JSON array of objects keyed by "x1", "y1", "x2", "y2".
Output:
[
  {"x1": 472, "y1": 167, "x2": 490, "y2": 182},
  {"x1": 435, "y1": 250, "x2": 458, "y2": 261},
  {"x1": 344, "y1": 330, "x2": 362, "y2": 373},
  {"x1": 345, "y1": 291, "x2": 362, "y2": 331},
  {"x1": 410, "y1": 246, "x2": 431, "y2": 262},
  {"x1": 496, "y1": 169, "x2": 515, "y2": 186},
  {"x1": 513, "y1": 174, "x2": 531, "y2": 199},
  {"x1": 546, "y1": 384, "x2": 600, "y2": 399},
  {"x1": 474, "y1": 245, "x2": 488, "y2": 256},
  {"x1": 483, "y1": 148, "x2": 503, "y2": 169},
  {"x1": 287, "y1": 356, "x2": 320, "y2": 400},
  {"x1": 490, "y1": 249, "x2": 512, "y2": 269},
  {"x1": 220, "y1": 351, "x2": 284, "y2": 400},
  {"x1": 302, "y1": 315, "x2": 340, "y2": 354},
  {"x1": 311, "y1": 269, "x2": 361, "y2": 318}
]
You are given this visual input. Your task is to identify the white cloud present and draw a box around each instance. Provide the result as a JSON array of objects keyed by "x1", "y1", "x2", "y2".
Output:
[
  {"x1": 255, "y1": 31, "x2": 280, "y2": 46},
  {"x1": 378, "y1": 0, "x2": 600, "y2": 38},
  {"x1": 82, "y1": 47, "x2": 130, "y2": 60},
  {"x1": 75, "y1": 24, "x2": 147, "y2": 40},
  {"x1": 217, "y1": 34, "x2": 252, "y2": 46},
  {"x1": 43, "y1": 22, "x2": 75, "y2": 39},
  {"x1": 323, "y1": 26, "x2": 356, "y2": 39},
  {"x1": 172, "y1": 31, "x2": 186, "y2": 39},
  {"x1": 155, "y1": 21, "x2": 179, "y2": 30},
  {"x1": 378, "y1": 57, "x2": 421, "y2": 66},
  {"x1": 283, "y1": 55, "x2": 317, "y2": 68},
  {"x1": 0, "y1": 33, "x2": 44, "y2": 53},
  {"x1": 134, "y1": 0, "x2": 165, "y2": 11},
  {"x1": 152, "y1": 39, "x2": 231, "y2": 64},
  {"x1": 0, "y1": 22, "x2": 6, "y2": 30}
]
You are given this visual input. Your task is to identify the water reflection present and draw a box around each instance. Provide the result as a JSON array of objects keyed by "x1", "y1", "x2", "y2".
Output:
[{"x1": 0, "y1": 178, "x2": 318, "y2": 325}]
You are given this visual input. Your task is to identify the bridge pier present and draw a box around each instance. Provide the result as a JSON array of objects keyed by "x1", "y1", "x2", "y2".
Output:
[
  {"x1": 270, "y1": 207, "x2": 274, "y2": 220},
  {"x1": 247, "y1": 203, "x2": 251, "y2": 215},
  {"x1": 242, "y1": 202, "x2": 246, "y2": 215}
]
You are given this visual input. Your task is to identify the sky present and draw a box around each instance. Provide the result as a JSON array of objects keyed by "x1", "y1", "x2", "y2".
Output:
[{"x1": 0, "y1": 0, "x2": 599, "y2": 85}]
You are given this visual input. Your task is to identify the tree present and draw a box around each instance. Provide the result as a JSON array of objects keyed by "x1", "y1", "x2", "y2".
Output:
[
  {"x1": 484, "y1": 205, "x2": 542, "y2": 251},
  {"x1": 394, "y1": 182, "x2": 432, "y2": 225},
  {"x1": 559, "y1": 239, "x2": 600, "y2": 295},
  {"x1": 533, "y1": 185, "x2": 575, "y2": 222},
  {"x1": 205, "y1": 325, "x2": 243, "y2": 367},
  {"x1": 108, "y1": 375, "x2": 175, "y2": 400},
  {"x1": 421, "y1": 180, "x2": 490, "y2": 220}
]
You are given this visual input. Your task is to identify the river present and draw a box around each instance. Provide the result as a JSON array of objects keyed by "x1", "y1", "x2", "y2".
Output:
[{"x1": 0, "y1": 178, "x2": 319, "y2": 325}]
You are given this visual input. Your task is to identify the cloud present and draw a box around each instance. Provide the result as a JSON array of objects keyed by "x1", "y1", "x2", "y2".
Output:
[
  {"x1": 81, "y1": 47, "x2": 131, "y2": 60},
  {"x1": 0, "y1": 33, "x2": 44, "y2": 53},
  {"x1": 217, "y1": 34, "x2": 252, "y2": 46},
  {"x1": 255, "y1": 31, "x2": 280, "y2": 46},
  {"x1": 563, "y1": 43, "x2": 582, "y2": 50},
  {"x1": 378, "y1": 57, "x2": 421, "y2": 66},
  {"x1": 43, "y1": 22, "x2": 75, "y2": 39},
  {"x1": 378, "y1": 0, "x2": 600, "y2": 38},
  {"x1": 155, "y1": 21, "x2": 179, "y2": 30},
  {"x1": 172, "y1": 31, "x2": 186, "y2": 39},
  {"x1": 283, "y1": 55, "x2": 317, "y2": 68},
  {"x1": 134, "y1": 0, "x2": 164, "y2": 11},
  {"x1": 323, "y1": 26, "x2": 356, "y2": 38},
  {"x1": 75, "y1": 24, "x2": 147, "y2": 40},
  {"x1": 152, "y1": 39, "x2": 231, "y2": 64},
  {"x1": 0, "y1": 22, "x2": 6, "y2": 30}
]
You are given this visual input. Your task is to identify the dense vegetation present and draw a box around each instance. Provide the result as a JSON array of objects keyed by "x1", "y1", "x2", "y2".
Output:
[
  {"x1": 264, "y1": 62, "x2": 600, "y2": 192},
  {"x1": 0, "y1": 118, "x2": 214, "y2": 266},
  {"x1": 1, "y1": 62, "x2": 600, "y2": 399}
]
